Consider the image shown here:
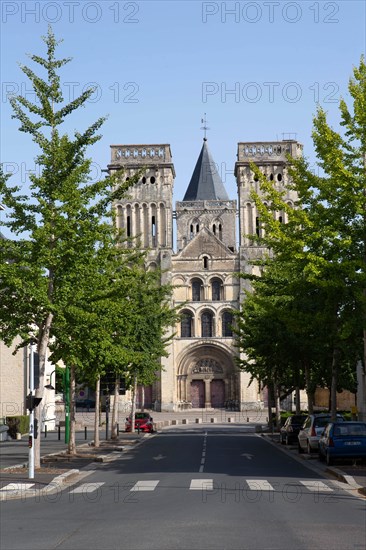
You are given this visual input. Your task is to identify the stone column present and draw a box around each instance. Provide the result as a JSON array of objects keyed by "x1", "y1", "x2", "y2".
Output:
[
  {"x1": 204, "y1": 378, "x2": 211, "y2": 408},
  {"x1": 183, "y1": 375, "x2": 188, "y2": 401}
]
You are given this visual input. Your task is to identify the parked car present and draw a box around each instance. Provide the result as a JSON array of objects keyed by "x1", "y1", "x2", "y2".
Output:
[
  {"x1": 318, "y1": 421, "x2": 366, "y2": 465},
  {"x1": 298, "y1": 413, "x2": 344, "y2": 454},
  {"x1": 125, "y1": 412, "x2": 154, "y2": 433},
  {"x1": 280, "y1": 415, "x2": 308, "y2": 445}
]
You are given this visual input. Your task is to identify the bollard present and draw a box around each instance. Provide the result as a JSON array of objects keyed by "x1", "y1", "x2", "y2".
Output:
[
  {"x1": 117, "y1": 423, "x2": 119, "y2": 435},
  {"x1": 58, "y1": 425, "x2": 61, "y2": 440},
  {"x1": 44, "y1": 425, "x2": 47, "y2": 438},
  {"x1": 84, "y1": 426, "x2": 87, "y2": 440}
]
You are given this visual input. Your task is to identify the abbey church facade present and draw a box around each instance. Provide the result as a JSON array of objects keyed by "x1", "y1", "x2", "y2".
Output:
[{"x1": 108, "y1": 139, "x2": 302, "y2": 412}]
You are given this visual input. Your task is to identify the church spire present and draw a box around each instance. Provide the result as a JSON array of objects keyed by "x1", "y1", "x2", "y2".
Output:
[{"x1": 183, "y1": 139, "x2": 229, "y2": 201}]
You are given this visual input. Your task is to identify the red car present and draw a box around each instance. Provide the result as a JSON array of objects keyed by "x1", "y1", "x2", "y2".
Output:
[{"x1": 125, "y1": 412, "x2": 154, "y2": 433}]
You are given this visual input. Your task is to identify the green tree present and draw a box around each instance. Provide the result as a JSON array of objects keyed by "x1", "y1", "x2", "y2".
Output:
[
  {"x1": 0, "y1": 27, "x2": 135, "y2": 466},
  {"x1": 239, "y1": 57, "x2": 365, "y2": 419}
]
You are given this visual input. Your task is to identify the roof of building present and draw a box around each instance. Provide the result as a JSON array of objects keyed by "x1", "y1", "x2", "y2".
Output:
[{"x1": 183, "y1": 139, "x2": 229, "y2": 201}]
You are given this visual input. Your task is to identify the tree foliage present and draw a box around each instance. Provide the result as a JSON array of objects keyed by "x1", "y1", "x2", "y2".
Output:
[
  {"x1": 236, "y1": 57, "x2": 365, "y2": 417},
  {"x1": 0, "y1": 27, "x2": 135, "y2": 465}
]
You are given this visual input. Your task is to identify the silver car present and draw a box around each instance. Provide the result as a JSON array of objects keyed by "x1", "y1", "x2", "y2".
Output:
[{"x1": 298, "y1": 413, "x2": 344, "y2": 454}]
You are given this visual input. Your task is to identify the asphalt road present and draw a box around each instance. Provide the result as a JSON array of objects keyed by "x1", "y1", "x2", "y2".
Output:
[{"x1": 1, "y1": 426, "x2": 365, "y2": 550}]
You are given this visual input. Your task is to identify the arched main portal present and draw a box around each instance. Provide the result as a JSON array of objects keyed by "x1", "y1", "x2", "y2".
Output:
[{"x1": 176, "y1": 345, "x2": 238, "y2": 409}]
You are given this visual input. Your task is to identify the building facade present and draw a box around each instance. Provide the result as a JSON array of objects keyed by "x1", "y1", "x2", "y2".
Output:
[{"x1": 108, "y1": 139, "x2": 302, "y2": 412}]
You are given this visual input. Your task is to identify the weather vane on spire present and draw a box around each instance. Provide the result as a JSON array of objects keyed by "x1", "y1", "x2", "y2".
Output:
[{"x1": 201, "y1": 113, "x2": 210, "y2": 140}]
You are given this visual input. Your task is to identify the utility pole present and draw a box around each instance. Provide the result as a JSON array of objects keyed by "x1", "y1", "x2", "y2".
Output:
[
  {"x1": 28, "y1": 341, "x2": 35, "y2": 479},
  {"x1": 27, "y1": 339, "x2": 41, "y2": 480}
]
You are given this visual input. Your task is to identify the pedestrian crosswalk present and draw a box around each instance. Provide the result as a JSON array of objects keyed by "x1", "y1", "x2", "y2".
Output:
[
  {"x1": 70, "y1": 482, "x2": 104, "y2": 494},
  {"x1": 0, "y1": 478, "x2": 345, "y2": 500},
  {"x1": 1, "y1": 483, "x2": 35, "y2": 492}
]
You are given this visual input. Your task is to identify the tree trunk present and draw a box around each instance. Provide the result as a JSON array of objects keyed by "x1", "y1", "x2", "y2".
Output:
[
  {"x1": 266, "y1": 384, "x2": 273, "y2": 430},
  {"x1": 33, "y1": 314, "x2": 53, "y2": 468},
  {"x1": 94, "y1": 377, "x2": 100, "y2": 448},
  {"x1": 111, "y1": 377, "x2": 120, "y2": 439},
  {"x1": 141, "y1": 385, "x2": 145, "y2": 412},
  {"x1": 330, "y1": 347, "x2": 340, "y2": 421},
  {"x1": 129, "y1": 372, "x2": 138, "y2": 434},
  {"x1": 273, "y1": 381, "x2": 281, "y2": 430},
  {"x1": 68, "y1": 365, "x2": 76, "y2": 455},
  {"x1": 295, "y1": 386, "x2": 301, "y2": 414},
  {"x1": 304, "y1": 360, "x2": 314, "y2": 413}
]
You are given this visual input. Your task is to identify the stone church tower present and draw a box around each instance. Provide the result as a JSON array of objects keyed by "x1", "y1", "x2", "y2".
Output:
[{"x1": 108, "y1": 138, "x2": 302, "y2": 411}]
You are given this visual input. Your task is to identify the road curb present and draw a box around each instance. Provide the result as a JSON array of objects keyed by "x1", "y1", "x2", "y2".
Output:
[
  {"x1": 325, "y1": 466, "x2": 366, "y2": 496},
  {"x1": 45, "y1": 468, "x2": 80, "y2": 489},
  {"x1": 261, "y1": 433, "x2": 366, "y2": 494}
]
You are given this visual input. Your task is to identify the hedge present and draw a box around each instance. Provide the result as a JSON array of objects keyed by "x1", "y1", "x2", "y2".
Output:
[{"x1": 6, "y1": 416, "x2": 30, "y2": 438}]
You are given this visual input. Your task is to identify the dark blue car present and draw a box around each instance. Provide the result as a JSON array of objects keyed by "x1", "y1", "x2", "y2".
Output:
[{"x1": 318, "y1": 421, "x2": 366, "y2": 465}]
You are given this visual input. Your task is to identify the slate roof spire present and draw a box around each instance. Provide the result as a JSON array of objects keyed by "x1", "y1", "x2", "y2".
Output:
[{"x1": 183, "y1": 139, "x2": 229, "y2": 201}]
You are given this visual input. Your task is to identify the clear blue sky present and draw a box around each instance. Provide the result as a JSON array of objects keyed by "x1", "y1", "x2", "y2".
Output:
[{"x1": 1, "y1": 1, "x2": 365, "y2": 239}]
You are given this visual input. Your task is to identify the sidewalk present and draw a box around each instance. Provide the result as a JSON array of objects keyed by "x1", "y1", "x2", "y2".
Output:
[
  {"x1": 264, "y1": 432, "x2": 366, "y2": 497},
  {"x1": 0, "y1": 429, "x2": 147, "y2": 500}
]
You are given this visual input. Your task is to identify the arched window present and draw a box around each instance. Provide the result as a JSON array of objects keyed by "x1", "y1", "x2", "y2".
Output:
[
  {"x1": 203, "y1": 256, "x2": 208, "y2": 269},
  {"x1": 192, "y1": 278, "x2": 203, "y2": 301},
  {"x1": 256, "y1": 217, "x2": 261, "y2": 237},
  {"x1": 211, "y1": 278, "x2": 223, "y2": 301},
  {"x1": 201, "y1": 311, "x2": 213, "y2": 338},
  {"x1": 180, "y1": 310, "x2": 194, "y2": 338},
  {"x1": 222, "y1": 311, "x2": 233, "y2": 337}
]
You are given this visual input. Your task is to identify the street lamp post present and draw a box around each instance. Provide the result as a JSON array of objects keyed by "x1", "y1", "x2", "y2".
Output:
[{"x1": 26, "y1": 339, "x2": 41, "y2": 479}]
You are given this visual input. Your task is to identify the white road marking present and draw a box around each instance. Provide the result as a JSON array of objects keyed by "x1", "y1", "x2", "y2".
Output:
[
  {"x1": 246, "y1": 480, "x2": 274, "y2": 491},
  {"x1": 70, "y1": 482, "x2": 104, "y2": 494},
  {"x1": 198, "y1": 431, "x2": 208, "y2": 473},
  {"x1": 130, "y1": 480, "x2": 159, "y2": 492},
  {"x1": 190, "y1": 479, "x2": 213, "y2": 491},
  {"x1": 0, "y1": 483, "x2": 35, "y2": 492},
  {"x1": 300, "y1": 480, "x2": 333, "y2": 492}
]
